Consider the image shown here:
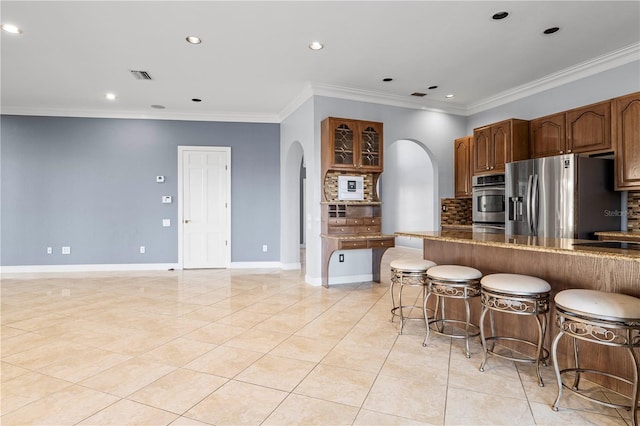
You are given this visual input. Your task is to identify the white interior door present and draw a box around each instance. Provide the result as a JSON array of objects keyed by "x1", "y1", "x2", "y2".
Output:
[{"x1": 179, "y1": 147, "x2": 230, "y2": 269}]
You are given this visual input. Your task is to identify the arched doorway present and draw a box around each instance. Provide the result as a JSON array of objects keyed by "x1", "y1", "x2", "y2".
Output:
[
  {"x1": 380, "y1": 139, "x2": 438, "y2": 249},
  {"x1": 281, "y1": 141, "x2": 305, "y2": 270}
]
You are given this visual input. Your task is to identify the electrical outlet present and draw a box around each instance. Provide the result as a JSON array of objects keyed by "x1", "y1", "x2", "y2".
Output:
[
  {"x1": 262, "y1": 245, "x2": 268, "y2": 252},
  {"x1": 140, "y1": 246, "x2": 145, "y2": 254},
  {"x1": 162, "y1": 195, "x2": 172, "y2": 203},
  {"x1": 61, "y1": 246, "x2": 71, "y2": 255},
  {"x1": 339, "y1": 254, "x2": 344, "y2": 262},
  {"x1": 47, "y1": 247, "x2": 52, "y2": 254},
  {"x1": 162, "y1": 219, "x2": 171, "y2": 227}
]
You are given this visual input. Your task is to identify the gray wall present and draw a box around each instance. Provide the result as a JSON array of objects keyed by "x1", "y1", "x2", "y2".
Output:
[
  {"x1": 467, "y1": 60, "x2": 640, "y2": 132},
  {"x1": 1, "y1": 115, "x2": 280, "y2": 266}
]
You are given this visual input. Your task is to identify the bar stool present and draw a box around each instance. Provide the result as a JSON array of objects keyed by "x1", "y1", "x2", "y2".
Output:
[
  {"x1": 478, "y1": 273, "x2": 551, "y2": 387},
  {"x1": 423, "y1": 265, "x2": 482, "y2": 358},
  {"x1": 389, "y1": 258, "x2": 437, "y2": 334},
  {"x1": 551, "y1": 289, "x2": 640, "y2": 425}
]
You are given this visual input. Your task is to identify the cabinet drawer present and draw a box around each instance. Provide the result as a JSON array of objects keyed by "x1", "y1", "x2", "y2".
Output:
[
  {"x1": 356, "y1": 225, "x2": 381, "y2": 234},
  {"x1": 329, "y1": 226, "x2": 356, "y2": 234},
  {"x1": 328, "y1": 218, "x2": 348, "y2": 226},
  {"x1": 367, "y1": 238, "x2": 395, "y2": 248},
  {"x1": 346, "y1": 218, "x2": 365, "y2": 225},
  {"x1": 339, "y1": 240, "x2": 368, "y2": 249},
  {"x1": 363, "y1": 217, "x2": 381, "y2": 225}
]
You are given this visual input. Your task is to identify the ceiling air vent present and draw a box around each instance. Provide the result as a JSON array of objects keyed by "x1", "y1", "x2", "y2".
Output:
[
  {"x1": 411, "y1": 92, "x2": 427, "y2": 97},
  {"x1": 129, "y1": 70, "x2": 153, "y2": 80}
]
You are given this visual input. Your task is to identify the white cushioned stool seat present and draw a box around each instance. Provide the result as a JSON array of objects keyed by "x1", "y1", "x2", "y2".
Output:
[
  {"x1": 390, "y1": 258, "x2": 437, "y2": 272},
  {"x1": 481, "y1": 273, "x2": 551, "y2": 295},
  {"x1": 427, "y1": 265, "x2": 482, "y2": 281},
  {"x1": 555, "y1": 289, "x2": 640, "y2": 321}
]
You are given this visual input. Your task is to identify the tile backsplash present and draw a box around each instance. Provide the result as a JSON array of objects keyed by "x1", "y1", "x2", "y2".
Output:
[
  {"x1": 628, "y1": 191, "x2": 640, "y2": 232},
  {"x1": 441, "y1": 198, "x2": 472, "y2": 225}
]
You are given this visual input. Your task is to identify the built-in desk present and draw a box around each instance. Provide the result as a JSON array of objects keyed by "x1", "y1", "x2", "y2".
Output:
[
  {"x1": 396, "y1": 230, "x2": 640, "y2": 394},
  {"x1": 321, "y1": 234, "x2": 395, "y2": 288}
]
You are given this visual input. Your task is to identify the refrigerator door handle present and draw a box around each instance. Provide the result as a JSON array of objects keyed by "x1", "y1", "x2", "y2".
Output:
[
  {"x1": 532, "y1": 174, "x2": 540, "y2": 235},
  {"x1": 526, "y1": 174, "x2": 534, "y2": 234}
]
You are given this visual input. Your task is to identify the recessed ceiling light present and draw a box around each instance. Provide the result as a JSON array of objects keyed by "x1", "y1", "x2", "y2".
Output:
[
  {"x1": 543, "y1": 27, "x2": 560, "y2": 35},
  {"x1": 492, "y1": 11, "x2": 509, "y2": 20},
  {"x1": 192, "y1": 98, "x2": 202, "y2": 102},
  {"x1": 105, "y1": 93, "x2": 116, "y2": 101},
  {"x1": 445, "y1": 94, "x2": 455, "y2": 99},
  {"x1": 428, "y1": 85, "x2": 438, "y2": 90},
  {"x1": 382, "y1": 78, "x2": 393, "y2": 82},
  {"x1": 308, "y1": 41, "x2": 324, "y2": 50},
  {"x1": 186, "y1": 36, "x2": 202, "y2": 44},
  {"x1": 1, "y1": 23, "x2": 23, "y2": 34},
  {"x1": 151, "y1": 104, "x2": 166, "y2": 109}
]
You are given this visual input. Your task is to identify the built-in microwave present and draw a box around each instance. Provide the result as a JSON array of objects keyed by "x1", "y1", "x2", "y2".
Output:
[{"x1": 472, "y1": 174, "x2": 506, "y2": 226}]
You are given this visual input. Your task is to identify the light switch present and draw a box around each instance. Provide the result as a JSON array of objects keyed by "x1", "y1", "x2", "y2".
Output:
[
  {"x1": 162, "y1": 219, "x2": 171, "y2": 227},
  {"x1": 162, "y1": 195, "x2": 172, "y2": 204},
  {"x1": 156, "y1": 176, "x2": 165, "y2": 183}
]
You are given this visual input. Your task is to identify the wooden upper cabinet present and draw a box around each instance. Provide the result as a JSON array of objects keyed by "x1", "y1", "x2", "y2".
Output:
[
  {"x1": 454, "y1": 136, "x2": 472, "y2": 198},
  {"x1": 473, "y1": 119, "x2": 528, "y2": 175},
  {"x1": 614, "y1": 91, "x2": 640, "y2": 190},
  {"x1": 530, "y1": 100, "x2": 613, "y2": 158},
  {"x1": 566, "y1": 100, "x2": 612, "y2": 154},
  {"x1": 472, "y1": 126, "x2": 491, "y2": 174},
  {"x1": 530, "y1": 113, "x2": 566, "y2": 158},
  {"x1": 322, "y1": 117, "x2": 383, "y2": 172}
]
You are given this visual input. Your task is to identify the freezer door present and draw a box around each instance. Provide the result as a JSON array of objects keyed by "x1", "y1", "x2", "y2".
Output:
[
  {"x1": 506, "y1": 159, "x2": 534, "y2": 236},
  {"x1": 536, "y1": 154, "x2": 575, "y2": 238}
]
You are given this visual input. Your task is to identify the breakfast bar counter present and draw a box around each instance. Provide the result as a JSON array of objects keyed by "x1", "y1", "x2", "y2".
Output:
[{"x1": 395, "y1": 230, "x2": 640, "y2": 394}]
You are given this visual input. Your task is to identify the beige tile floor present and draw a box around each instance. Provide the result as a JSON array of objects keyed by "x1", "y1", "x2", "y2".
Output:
[{"x1": 0, "y1": 247, "x2": 633, "y2": 425}]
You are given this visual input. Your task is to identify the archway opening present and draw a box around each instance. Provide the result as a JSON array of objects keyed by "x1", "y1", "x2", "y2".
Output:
[{"x1": 380, "y1": 139, "x2": 438, "y2": 249}]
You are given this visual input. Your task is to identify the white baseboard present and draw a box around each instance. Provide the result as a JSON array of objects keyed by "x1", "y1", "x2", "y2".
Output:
[{"x1": 0, "y1": 263, "x2": 180, "y2": 274}]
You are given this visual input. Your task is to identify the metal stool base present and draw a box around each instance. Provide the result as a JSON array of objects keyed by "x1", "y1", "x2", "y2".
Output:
[
  {"x1": 390, "y1": 267, "x2": 429, "y2": 335},
  {"x1": 479, "y1": 288, "x2": 550, "y2": 386},
  {"x1": 552, "y1": 306, "x2": 640, "y2": 425},
  {"x1": 423, "y1": 277, "x2": 481, "y2": 358}
]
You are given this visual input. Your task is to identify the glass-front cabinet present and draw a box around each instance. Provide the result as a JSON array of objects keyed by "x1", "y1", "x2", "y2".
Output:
[{"x1": 322, "y1": 117, "x2": 383, "y2": 172}]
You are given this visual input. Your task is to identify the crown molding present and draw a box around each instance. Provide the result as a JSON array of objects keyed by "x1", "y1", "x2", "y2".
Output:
[
  {"x1": 277, "y1": 83, "x2": 315, "y2": 122},
  {"x1": 467, "y1": 41, "x2": 640, "y2": 115},
  {"x1": 306, "y1": 82, "x2": 469, "y2": 116},
  {"x1": 0, "y1": 106, "x2": 281, "y2": 123}
]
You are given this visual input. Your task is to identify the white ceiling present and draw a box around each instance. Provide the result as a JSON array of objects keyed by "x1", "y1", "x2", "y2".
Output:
[{"x1": 1, "y1": 1, "x2": 639, "y2": 122}]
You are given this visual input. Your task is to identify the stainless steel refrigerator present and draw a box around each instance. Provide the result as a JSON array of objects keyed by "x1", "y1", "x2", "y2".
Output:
[{"x1": 505, "y1": 154, "x2": 621, "y2": 239}]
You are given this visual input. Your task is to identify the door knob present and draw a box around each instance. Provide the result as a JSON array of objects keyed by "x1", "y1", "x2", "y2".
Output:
[{"x1": 184, "y1": 220, "x2": 190, "y2": 223}]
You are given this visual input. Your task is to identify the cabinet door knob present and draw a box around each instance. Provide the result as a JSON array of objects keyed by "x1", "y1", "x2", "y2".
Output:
[{"x1": 560, "y1": 150, "x2": 564, "y2": 154}]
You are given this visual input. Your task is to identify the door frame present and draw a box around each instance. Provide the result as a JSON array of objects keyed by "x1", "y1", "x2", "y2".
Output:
[{"x1": 177, "y1": 146, "x2": 231, "y2": 269}]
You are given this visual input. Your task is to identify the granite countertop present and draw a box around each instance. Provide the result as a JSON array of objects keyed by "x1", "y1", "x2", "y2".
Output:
[
  {"x1": 441, "y1": 224, "x2": 473, "y2": 230},
  {"x1": 322, "y1": 233, "x2": 395, "y2": 240},
  {"x1": 594, "y1": 231, "x2": 640, "y2": 240},
  {"x1": 395, "y1": 230, "x2": 640, "y2": 262}
]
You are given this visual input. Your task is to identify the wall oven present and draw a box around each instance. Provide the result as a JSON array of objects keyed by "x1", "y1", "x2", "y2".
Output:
[{"x1": 472, "y1": 174, "x2": 505, "y2": 233}]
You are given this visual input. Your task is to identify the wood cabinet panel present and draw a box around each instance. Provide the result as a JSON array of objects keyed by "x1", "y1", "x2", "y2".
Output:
[
  {"x1": 614, "y1": 92, "x2": 640, "y2": 190},
  {"x1": 454, "y1": 136, "x2": 472, "y2": 198},
  {"x1": 472, "y1": 127, "x2": 491, "y2": 174},
  {"x1": 472, "y1": 119, "x2": 528, "y2": 175},
  {"x1": 566, "y1": 100, "x2": 611, "y2": 154},
  {"x1": 530, "y1": 113, "x2": 566, "y2": 158}
]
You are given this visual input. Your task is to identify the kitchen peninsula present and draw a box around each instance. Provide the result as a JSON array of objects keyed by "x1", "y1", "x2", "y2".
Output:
[{"x1": 396, "y1": 230, "x2": 640, "y2": 394}]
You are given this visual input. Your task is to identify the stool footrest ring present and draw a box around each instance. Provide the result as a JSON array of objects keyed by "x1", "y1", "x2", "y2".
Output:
[
  {"x1": 555, "y1": 368, "x2": 639, "y2": 411},
  {"x1": 482, "y1": 336, "x2": 549, "y2": 364},
  {"x1": 428, "y1": 318, "x2": 480, "y2": 339}
]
